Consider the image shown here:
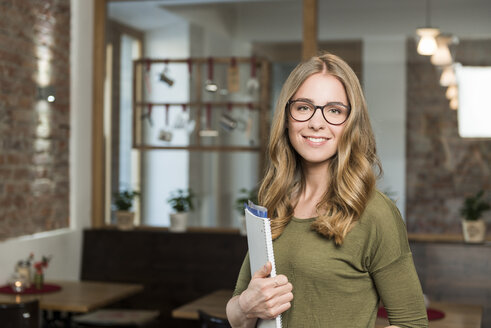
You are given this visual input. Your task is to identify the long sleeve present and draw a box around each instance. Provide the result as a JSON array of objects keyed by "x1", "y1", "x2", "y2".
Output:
[
  {"x1": 365, "y1": 192, "x2": 428, "y2": 327},
  {"x1": 372, "y1": 253, "x2": 428, "y2": 327}
]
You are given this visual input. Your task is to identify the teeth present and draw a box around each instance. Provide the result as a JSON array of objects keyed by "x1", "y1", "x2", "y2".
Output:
[{"x1": 307, "y1": 137, "x2": 326, "y2": 142}]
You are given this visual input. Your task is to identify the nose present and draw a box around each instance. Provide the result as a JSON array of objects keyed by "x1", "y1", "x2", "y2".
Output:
[{"x1": 308, "y1": 108, "x2": 326, "y2": 130}]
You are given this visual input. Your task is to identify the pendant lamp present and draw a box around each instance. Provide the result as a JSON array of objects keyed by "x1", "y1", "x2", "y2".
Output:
[
  {"x1": 431, "y1": 35, "x2": 457, "y2": 66},
  {"x1": 440, "y1": 65, "x2": 456, "y2": 87},
  {"x1": 445, "y1": 85, "x2": 458, "y2": 100},
  {"x1": 416, "y1": 0, "x2": 439, "y2": 56},
  {"x1": 449, "y1": 97, "x2": 458, "y2": 110}
]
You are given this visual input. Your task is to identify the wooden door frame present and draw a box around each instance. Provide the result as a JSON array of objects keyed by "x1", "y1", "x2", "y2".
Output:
[{"x1": 92, "y1": 0, "x2": 107, "y2": 227}]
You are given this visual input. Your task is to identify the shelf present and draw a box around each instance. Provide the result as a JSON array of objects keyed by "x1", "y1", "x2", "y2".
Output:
[{"x1": 131, "y1": 56, "x2": 271, "y2": 157}]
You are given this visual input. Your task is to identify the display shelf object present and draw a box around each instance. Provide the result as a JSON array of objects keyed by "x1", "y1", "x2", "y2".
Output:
[{"x1": 132, "y1": 57, "x2": 271, "y2": 154}]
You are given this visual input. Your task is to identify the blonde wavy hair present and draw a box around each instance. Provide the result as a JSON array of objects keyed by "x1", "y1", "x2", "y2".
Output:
[{"x1": 258, "y1": 52, "x2": 381, "y2": 245}]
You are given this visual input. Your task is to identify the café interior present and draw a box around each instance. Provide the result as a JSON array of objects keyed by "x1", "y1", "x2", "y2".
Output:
[{"x1": 0, "y1": 0, "x2": 490, "y2": 327}]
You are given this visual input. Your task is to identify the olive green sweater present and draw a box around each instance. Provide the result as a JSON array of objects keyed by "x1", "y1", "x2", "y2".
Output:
[{"x1": 233, "y1": 191, "x2": 428, "y2": 327}]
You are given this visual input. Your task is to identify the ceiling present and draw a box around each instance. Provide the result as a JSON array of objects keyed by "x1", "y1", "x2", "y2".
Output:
[{"x1": 107, "y1": 0, "x2": 491, "y2": 41}]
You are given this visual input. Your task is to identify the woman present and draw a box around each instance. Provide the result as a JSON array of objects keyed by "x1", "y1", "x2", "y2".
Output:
[{"x1": 226, "y1": 53, "x2": 428, "y2": 327}]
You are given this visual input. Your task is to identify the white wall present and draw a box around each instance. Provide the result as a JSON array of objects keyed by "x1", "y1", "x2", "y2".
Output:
[
  {"x1": 363, "y1": 37, "x2": 407, "y2": 217},
  {"x1": 0, "y1": 0, "x2": 92, "y2": 283},
  {"x1": 141, "y1": 22, "x2": 191, "y2": 226}
]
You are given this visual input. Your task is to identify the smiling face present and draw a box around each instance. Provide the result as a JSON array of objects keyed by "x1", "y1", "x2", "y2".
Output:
[{"x1": 287, "y1": 73, "x2": 349, "y2": 167}]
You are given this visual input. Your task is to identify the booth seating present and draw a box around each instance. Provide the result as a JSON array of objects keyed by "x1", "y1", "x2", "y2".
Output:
[{"x1": 81, "y1": 228, "x2": 247, "y2": 328}]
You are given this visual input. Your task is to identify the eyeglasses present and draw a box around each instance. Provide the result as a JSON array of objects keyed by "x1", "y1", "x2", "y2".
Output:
[{"x1": 287, "y1": 99, "x2": 350, "y2": 125}]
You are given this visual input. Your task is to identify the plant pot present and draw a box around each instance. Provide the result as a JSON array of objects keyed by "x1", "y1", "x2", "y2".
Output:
[
  {"x1": 461, "y1": 219, "x2": 486, "y2": 243},
  {"x1": 115, "y1": 211, "x2": 135, "y2": 230},
  {"x1": 170, "y1": 212, "x2": 188, "y2": 232}
]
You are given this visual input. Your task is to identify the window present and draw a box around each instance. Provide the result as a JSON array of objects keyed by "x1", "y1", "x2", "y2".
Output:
[{"x1": 456, "y1": 65, "x2": 491, "y2": 138}]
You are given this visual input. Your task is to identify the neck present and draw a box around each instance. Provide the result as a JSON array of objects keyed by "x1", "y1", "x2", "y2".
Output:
[
  {"x1": 293, "y1": 161, "x2": 330, "y2": 218},
  {"x1": 302, "y1": 160, "x2": 330, "y2": 190}
]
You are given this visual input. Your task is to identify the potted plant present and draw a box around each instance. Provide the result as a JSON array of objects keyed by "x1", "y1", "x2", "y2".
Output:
[
  {"x1": 460, "y1": 190, "x2": 490, "y2": 243},
  {"x1": 167, "y1": 188, "x2": 195, "y2": 232},
  {"x1": 113, "y1": 189, "x2": 140, "y2": 230},
  {"x1": 235, "y1": 187, "x2": 258, "y2": 235}
]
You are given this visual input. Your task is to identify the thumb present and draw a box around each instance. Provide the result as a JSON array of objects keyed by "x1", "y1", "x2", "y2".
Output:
[{"x1": 252, "y1": 261, "x2": 272, "y2": 279}]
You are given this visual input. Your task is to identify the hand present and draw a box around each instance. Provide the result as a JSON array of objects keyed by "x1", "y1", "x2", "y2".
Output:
[{"x1": 238, "y1": 262, "x2": 293, "y2": 320}]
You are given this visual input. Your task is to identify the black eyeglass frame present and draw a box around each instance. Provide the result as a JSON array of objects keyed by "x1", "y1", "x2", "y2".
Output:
[{"x1": 286, "y1": 99, "x2": 351, "y2": 126}]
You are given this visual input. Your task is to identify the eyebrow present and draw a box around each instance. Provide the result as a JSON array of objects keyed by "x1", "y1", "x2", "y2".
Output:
[{"x1": 292, "y1": 98, "x2": 350, "y2": 108}]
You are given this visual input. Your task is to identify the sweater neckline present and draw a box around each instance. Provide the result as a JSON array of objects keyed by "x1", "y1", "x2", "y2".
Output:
[{"x1": 291, "y1": 216, "x2": 317, "y2": 223}]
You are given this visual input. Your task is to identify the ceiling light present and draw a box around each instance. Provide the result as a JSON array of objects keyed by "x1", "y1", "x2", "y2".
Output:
[
  {"x1": 445, "y1": 85, "x2": 458, "y2": 100},
  {"x1": 431, "y1": 35, "x2": 453, "y2": 66},
  {"x1": 417, "y1": 28, "x2": 439, "y2": 55},
  {"x1": 449, "y1": 97, "x2": 458, "y2": 110},
  {"x1": 440, "y1": 66, "x2": 456, "y2": 87},
  {"x1": 416, "y1": 0, "x2": 439, "y2": 56}
]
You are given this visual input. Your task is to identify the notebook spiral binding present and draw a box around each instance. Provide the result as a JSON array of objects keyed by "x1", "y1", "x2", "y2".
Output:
[{"x1": 263, "y1": 219, "x2": 276, "y2": 277}]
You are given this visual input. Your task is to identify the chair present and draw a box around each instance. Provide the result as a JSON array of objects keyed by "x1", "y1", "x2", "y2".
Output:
[
  {"x1": 198, "y1": 310, "x2": 231, "y2": 328},
  {"x1": 72, "y1": 309, "x2": 159, "y2": 327},
  {"x1": 0, "y1": 299, "x2": 40, "y2": 328}
]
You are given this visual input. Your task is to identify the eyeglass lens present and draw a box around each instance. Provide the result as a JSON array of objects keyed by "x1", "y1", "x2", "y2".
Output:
[{"x1": 289, "y1": 100, "x2": 349, "y2": 125}]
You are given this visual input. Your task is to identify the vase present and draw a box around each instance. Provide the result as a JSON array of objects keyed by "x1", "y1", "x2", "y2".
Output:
[
  {"x1": 170, "y1": 212, "x2": 188, "y2": 232},
  {"x1": 15, "y1": 262, "x2": 32, "y2": 288},
  {"x1": 115, "y1": 211, "x2": 135, "y2": 230},
  {"x1": 462, "y1": 219, "x2": 486, "y2": 243},
  {"x1": 34, "y1": 272, "x2": 44, "y2": 290},
  {"x1": 9, "y1": 273, "x2": 28, "y2": 293}
]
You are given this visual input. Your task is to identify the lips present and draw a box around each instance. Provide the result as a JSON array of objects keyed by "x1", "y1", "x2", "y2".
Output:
[{"x1": 303, "y1": 136, "x2": 331, "y2": 147}]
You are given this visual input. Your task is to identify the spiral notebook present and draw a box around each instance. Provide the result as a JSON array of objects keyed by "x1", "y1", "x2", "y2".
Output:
[{"x1": 244, "y1": 201, "x2": 282, "y2": 328}]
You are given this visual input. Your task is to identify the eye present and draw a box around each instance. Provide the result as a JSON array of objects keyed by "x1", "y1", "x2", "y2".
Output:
[
  {"x1": 326, "y1": 106, "x2": 343, "y2": 115},
  {"x1": 294, "y1": 102, "x2": 312, "y2": 112}
]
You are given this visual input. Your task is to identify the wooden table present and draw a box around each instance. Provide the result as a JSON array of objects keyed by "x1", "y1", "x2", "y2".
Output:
[
  {"x1": 0, "y1": 280, "x2": 144, "y2": 313},
  {"x1": 172, "y1": 289, "x2": 231, "y2": 320},
  {"x1": 172, "y1": 289, "x2": 483, "y2": 328}
]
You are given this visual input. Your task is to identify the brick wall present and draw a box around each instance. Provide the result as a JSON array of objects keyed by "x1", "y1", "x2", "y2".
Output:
[
  {"x1": 406, "y1": 39, "x2": 491, "y2": 234},
  {"x1": 0, "y1": 0, "x2": 70, "y2": 240}
]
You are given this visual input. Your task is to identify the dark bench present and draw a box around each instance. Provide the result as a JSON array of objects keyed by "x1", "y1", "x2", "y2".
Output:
[{"x1": 81, "y1": 228, "x2": 248, "y2": 327}]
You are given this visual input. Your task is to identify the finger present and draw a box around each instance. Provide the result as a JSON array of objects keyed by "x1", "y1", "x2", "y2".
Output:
[
  {"x1": 269, "y1": 285, "x2": 293, "y2": 304},
  {"x1": 271, "y1": 274, "x2": 289, "y2": 288},
  {"x1": 275, "y1": 282, "x2": 293, "y2": 296},
  {"x1": 261, "y1": 283, "x2": 293, "y2": 310},
  {"x1": 274, "y1": 301, "x2": 292, "y2": 317},
  {"x1": 277, "y1": 290, "x2": 294, "y2": 304},
  {"x1": 260, "y1": 296, "x2": 292, "y2": 320},
  {"x1": 252, "y1": 261, "x2": 272, "y2": 279}
]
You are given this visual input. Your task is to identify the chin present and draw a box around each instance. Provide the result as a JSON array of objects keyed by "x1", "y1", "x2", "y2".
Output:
[
  {"x1": 302, "y1": 156, "x2": 335, "y2": 165},
  {"x1": 302, "y1": 151, "x2": 337, "y2": 162}
]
